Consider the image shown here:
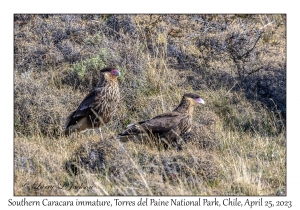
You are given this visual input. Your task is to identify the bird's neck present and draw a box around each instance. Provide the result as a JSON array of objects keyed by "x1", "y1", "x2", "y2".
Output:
[
  {"x1": 174, "y1": 98, "x2": 194, "y2": 115},
  {"x1": 99, "y1": 77, "x2": 118, "y2": 88}
]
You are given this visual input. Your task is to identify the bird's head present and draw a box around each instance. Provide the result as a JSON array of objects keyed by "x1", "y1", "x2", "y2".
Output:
[
  {"x1": 174, "y1": 93, "x2": 205, "y2": 114},
  {"x1": 100, "y1": 67, "x2": 121, "y2": 79},
  {"x1": 183, "y1": 93, "x2": 205, "y2": 106},
  {"x1": 100, "y1": 67, "x2": 121, "y2": 77}
]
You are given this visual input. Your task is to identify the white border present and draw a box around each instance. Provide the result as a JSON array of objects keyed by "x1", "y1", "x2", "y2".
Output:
[{"x1": 2, "y1": 0, "x2": 298, "y2": 209}]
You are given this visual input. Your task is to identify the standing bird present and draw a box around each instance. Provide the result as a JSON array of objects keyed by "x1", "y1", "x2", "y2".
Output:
[
  {"x1": 118, "y1": 93, "x2": 205, "y2": 148},
  {"x1": 64, "y1": 67, "x2": 120, "y2": 138}
]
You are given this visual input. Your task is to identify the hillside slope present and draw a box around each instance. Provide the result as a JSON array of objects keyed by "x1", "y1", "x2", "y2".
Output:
[{"x1": 14, "y1": 14, "x2": 286, "y2": 195}]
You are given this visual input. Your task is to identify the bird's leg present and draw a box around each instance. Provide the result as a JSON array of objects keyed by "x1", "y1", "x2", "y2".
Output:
[
  {"x1": 96, "y1": 127, "x2": 103, "y2": 140},
  {"x1": 90, "y1": 108, "x2": 103, "y2": 140}
]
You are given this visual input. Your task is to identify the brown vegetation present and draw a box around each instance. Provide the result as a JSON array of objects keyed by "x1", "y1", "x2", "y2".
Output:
[{"x1": 14, "y1": 14, "x2": 286, "y2": 196}]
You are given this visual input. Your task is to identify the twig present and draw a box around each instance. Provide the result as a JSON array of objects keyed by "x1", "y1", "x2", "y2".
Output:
[{"x1": 259, "y1": 21, "x2": 274, "y2": 30}]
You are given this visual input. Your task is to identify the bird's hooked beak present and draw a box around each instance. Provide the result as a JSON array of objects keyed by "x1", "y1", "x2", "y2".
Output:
[
  {"x1": 195, "y1": 98, "x2": 205, "y2": 105},
  {"x1": 111, "y1": 69, "x2": 121, "y2": 77}
]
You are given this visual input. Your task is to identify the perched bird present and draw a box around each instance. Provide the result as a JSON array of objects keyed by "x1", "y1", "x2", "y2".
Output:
[
  {"x1": 64, "y1": 67, "x2": 120, "y2": 137},
  {"x1": 118, "y1": 93, "x2": 205, "y2": 148}
]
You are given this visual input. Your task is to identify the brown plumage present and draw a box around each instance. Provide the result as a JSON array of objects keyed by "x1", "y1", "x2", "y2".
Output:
[
  {"x1": 118, "y1": 93, "x2": 205, "y2": 148},
  {"x1": 64, "y1": 67, "x2": 120, "y2": 136}
]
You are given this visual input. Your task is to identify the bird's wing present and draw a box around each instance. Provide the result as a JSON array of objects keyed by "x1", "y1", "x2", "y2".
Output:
[
  {"x1": 64, "y1": 89, "x2": 100, "y2": 128},
  {"x1": 72, "y1": 88, "x2": 100, "y2": 117},
  {"x1": 142, "y1": 112, "x2": 183, "y2": 131},
  {"x1": 121, "y1": 111, "x2": 184, "y2": 136}
]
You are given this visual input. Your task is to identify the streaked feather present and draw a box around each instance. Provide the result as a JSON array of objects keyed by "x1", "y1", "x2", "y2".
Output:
[
  {"x1": 64, "y1": 68, "x2": 120, "y2": 135},
  {"x1": 118, "y1": 94, "x2": 202, "y2": 147}
]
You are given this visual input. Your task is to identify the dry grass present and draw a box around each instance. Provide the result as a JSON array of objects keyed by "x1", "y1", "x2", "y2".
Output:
[{"x1": 14, "y1": 14, "x2": 286, "y2": 196}]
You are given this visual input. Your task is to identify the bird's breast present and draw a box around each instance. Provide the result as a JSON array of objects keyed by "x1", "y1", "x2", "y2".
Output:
[
  {"x1": 181, "y1": 116, "x2": 192, "y2": 134},
  {"x1": 93, "y1": 85, "x2": 120, "y2": 123}
]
